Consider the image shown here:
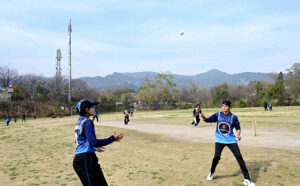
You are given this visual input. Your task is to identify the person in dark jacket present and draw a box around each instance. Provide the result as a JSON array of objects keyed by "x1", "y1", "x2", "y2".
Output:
[
  {"x1": 264, "y1": 101, "x2": 268, "y2": 111},
  {"x1": 22, "y1": 114, "x2": 26, "y2": 122},
  {"x1": 92, "y1": 111, "x2": 99, "y2": 122}
]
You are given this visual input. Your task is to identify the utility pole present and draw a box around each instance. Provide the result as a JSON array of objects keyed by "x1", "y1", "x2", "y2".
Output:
[{"x1": 68, "y1": 19, "x2": 72, "y2": 102}]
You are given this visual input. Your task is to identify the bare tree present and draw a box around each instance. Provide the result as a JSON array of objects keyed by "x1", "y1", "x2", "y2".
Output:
[
  {"x1": 16, "y1": 74, "x2": 47, "y2": 100},
  {"x1": 189, "y1": 81, "x2": 198, "y2": 104},
  {"x1": 286, "y1": 63, "x2": 300, "y2": 100},
  {"x1": 0, "y1": 66, "x2": 18, "y2": 87},
  {"x1": 71, "y1": 79, "x2": 98, "y2": 101}
]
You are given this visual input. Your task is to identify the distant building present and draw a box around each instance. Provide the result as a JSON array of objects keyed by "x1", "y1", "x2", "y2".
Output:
[
  {"x1": 0, "y1": 87, "x2": 13, "y2": 101},
  {"x1": 116, "y1": 101, "x2": 123, "y2": 105}
]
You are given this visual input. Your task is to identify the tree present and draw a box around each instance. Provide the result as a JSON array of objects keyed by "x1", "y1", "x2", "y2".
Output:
[
  {"x1": 286, "y1": 63, "x2": 300, "y2": 103},
  {"x1": 15, "y1": 74, "x2": 48, "y2": 101},
  {"x1": 11, "y1": 84, "x2": 23, "y2": 101},
  {"x1": 114, "y1": 89, "x2": 135, "y2": 101},
  {"x1": 71, "y1": 79, "x2": 98, "y2": 102},
  {"x1": 0, "y1": 66, "x2": 18, "y2": 88},
  {"x1": 274, "y1": 72, "x2": 285, "y2": 105},
  {"x1": 137, "y1": 72, "x2": 177, "y2": 106},
  {"x1": 255, "y1": 81, "x2": 263, "y2": 98},
  {"x1": 262, "y1": 83, "x2": 276, "y2": 101},
  {"x1": 189, "y1": 81, "x2": 198, "y2": 104},
  {"x1": 36, "y1": 85, "x2": 50, "y2": 102},
  {"x1": 120, "y1": 93, "x2": 135, "y2": 108},
  {"x1": 211, "y1": 83, "x2": 230, "y2": 105}
]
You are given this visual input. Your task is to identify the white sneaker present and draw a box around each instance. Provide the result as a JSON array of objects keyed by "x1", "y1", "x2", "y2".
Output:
[
  {"x1": 244, "y1": 179, "x2": 256, "y2": 186},
  {"x1": 207, "y1": 172, "x2": 213, "y2": 181}
]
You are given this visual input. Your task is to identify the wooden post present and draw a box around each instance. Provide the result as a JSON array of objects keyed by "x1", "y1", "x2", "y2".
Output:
[{"x1": 252, "y1": 118, "x2": 257, "y2": 136}]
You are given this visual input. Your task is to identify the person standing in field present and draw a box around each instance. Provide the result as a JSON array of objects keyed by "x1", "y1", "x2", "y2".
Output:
[
  {"x1": 124, "y1": 109, "x2": 130, "y2": 125},
  {"x1": 92, "y1": 110, "x2": 99, "y2": 122},
  {"x1": 201, "y1": 100, "x2": 256, "y2": 186},
  {"x1": 5, "y1": 114, "x2": 11, "y2": 126},
  {"x1": 73, "y1": 99, "x2": 124, "y2": 186},
  {"x1": 22, "y1": 114, "x2": 26, "y2": 122},
  {"x1": 190, "y1": 104, "x2": 202, "y2": 126},
  {"x1": 269, "y1": 102, "x2": 272, "y2": 111},
  {"x1": 264, "y1": 101, "x2": 268, "y2": 111},
  {"x1": 14, "y1": 116, "x2": 18, "y2": 123},
  {"x1": 130, "y1": 107, "x2": 134, "y2": 117}
]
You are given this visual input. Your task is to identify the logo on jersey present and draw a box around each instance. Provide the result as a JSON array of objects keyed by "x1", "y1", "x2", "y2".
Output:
[{"x1": 218, "y1": 122, "x2": 230, "y2": 135}]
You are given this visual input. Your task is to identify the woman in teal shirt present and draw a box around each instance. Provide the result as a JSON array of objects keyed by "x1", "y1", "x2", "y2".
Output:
[{"x1": 201, "y1": 100, "x2": 255, "y2": 186}]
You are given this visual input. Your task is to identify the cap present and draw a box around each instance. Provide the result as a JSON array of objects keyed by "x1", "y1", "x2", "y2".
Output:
[{"x1": 76, "y1": 99, "x2": 99, "y2": 113}]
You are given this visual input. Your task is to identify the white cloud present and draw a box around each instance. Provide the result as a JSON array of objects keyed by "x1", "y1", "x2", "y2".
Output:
[{"x1": 0, "y1": 0, "x2": 299, "y2": 77}]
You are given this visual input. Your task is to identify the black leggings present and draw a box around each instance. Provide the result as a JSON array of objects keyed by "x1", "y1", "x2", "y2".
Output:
[
  {"x1": 73, "y1": 152, "x2": 108, "y2": 186},
  {"x1": 191, "y1": 116, "x2": 200, "y2": 126},
  {"x1": 210, "y1": 143, "x2": 250, "y2": 180},
  {"x1": 93, "y1": 116, "x2": 98, "y2": 122}
]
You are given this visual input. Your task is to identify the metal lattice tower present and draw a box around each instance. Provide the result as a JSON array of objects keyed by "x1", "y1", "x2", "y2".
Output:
[{"x1": 56, "y1": 49, "x2": 62, "y2": 77}]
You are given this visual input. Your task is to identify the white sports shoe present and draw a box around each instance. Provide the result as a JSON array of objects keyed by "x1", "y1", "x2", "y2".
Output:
[
  {"x1": 207, "y1": 172, "x2": 213, "y2": 181},
  {"x1": 243, "y1": 179, "x2": 256, "y2": 186}
]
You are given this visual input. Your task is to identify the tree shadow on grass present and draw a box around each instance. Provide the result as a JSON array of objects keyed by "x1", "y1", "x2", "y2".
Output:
[{"x1": 214, "y1": 160, "x2": 273, "y2": 182}]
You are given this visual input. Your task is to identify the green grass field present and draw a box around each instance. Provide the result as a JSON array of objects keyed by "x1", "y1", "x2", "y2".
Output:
[
  {"x1": 101, "y1": 106, "x2": 300, "y2": 133},
  {"x1": 0, "y1": 106, "x2": 300, "y2": 186}
]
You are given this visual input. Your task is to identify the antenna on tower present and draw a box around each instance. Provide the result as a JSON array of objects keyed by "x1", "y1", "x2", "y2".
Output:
[{"x1": 68, "y1": 18, "x2": 72, "y2": 103}]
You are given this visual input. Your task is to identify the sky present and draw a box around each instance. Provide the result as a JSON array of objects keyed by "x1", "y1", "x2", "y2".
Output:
[{"x1": 1, "y1": 0, "x2": 300, "y2": 78}]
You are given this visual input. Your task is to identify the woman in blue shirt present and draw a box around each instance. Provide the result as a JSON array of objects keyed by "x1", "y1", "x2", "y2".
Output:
[
  {"x1": 73, "y1": 99, "x2": 124, "y2": 186},
  {"x1": 201, "y1": 100, "x2": 255, "y2": 186},
  {"x1": 5, "y1": 114, "x2": 11, "y2": 126}
]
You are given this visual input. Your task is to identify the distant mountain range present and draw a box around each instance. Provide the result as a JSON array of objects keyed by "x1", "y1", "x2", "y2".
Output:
[{"x1": 79, "y1": 69, "x2": 274, "y2": 91}]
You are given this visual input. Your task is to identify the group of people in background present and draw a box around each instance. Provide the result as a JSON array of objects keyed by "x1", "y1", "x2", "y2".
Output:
[
  {"x1": 264, "y1": 101, "x2": 273, "y2": 111},
  {"x1": 3, "y1": 114, "x2": 27, "y2": 126},
  {"x1": 72, "y1": 99, "x2": 256, "y2": 186}
]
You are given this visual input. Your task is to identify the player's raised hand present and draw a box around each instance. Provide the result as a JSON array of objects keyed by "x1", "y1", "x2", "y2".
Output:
[
  {"x1": 113, "y1": 130, "x2": 124, "y2": 142},
  {"x1": 96, "y1": 147, "x2": 105, "y2": 153}
]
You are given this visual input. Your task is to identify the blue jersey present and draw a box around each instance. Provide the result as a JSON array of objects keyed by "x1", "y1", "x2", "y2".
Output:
[
  {"x1": 74, "y1": 116, "x2": 115, "y2": 154},
  {"x1": 6, "y1": 116, "x2": 11, "y2": 122},
  {"x1": 205, "y1": 112, "x2": 241, "y2": 144}
]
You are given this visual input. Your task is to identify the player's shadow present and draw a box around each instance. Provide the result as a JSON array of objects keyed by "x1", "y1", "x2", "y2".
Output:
[{"x1": 214, "y1": 160, "x2": 273, "y2": 182}]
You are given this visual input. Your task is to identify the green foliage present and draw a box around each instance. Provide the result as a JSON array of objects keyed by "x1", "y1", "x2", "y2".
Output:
[
  {"x1": 234, "y1": 100, "x2": 247, "y2": 108},
  {"x1": 255, "y1": 81, "x2": 263, "y2": 98},
  {"x1": 120, "y1": 93, "x2": 135, "y2": 108},
  {"x1": 35, "y1": 85, "x2": 50, "y2": 102},
  {"x1": 274, "y1": 72, "x2": 285, "y2": 105},
  {"x1": 97, "y1": 95, "x2": 117, "y2": 112},
  {"x1": 11, "y1": 84, "x2": 23, "y2": 101},
  {"x1": 138, "y1": 72, "x2": 177, "y2": 106},
  {"x1": 177, "y1": 102, "x2": 193, "y2": 109},
  {"x1": 211, "y1": 83, "x2": 230, "y2": 105}
]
